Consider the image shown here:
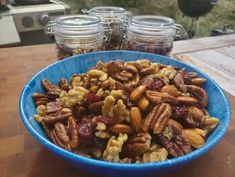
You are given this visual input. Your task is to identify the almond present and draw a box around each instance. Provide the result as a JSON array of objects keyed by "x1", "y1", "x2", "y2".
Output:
[
  {"x1": 138, "y1": 95, "x2": 150, "y2": 111},
  {"x1": 130, "y1": 85, "x2": 147, "y2": 101},
  {"x1": 109, "y1": 124, "x2": 134, "y2": 135},
  {"x1": 182, "y1": 129, "x2": 205, "y2": 149},
  {"x1": 130, "y1": 107, "x2": 143, "y2": 133},
  {"x1": 168, "y1": 119, "x2": 183, "y2": 130}
]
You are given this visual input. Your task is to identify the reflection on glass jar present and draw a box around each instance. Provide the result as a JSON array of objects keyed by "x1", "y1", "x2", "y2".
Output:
[
  {"x1": 87, "y1": 6, "x2": 132, "y2": 50},
  {"x1": 53, "y1": 15, "x2": 104, "y2": 60},
  {"x1": 126, "y1": 15, "x2": 177, "y2": 56}
]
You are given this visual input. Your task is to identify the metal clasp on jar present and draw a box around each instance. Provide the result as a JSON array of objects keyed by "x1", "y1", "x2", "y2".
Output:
[{"x1": 174, "y1": 23, "x2": 186, "y2": 40}]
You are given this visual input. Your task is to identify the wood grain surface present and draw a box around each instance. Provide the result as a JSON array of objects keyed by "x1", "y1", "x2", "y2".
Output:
[{"x1": 0, "y1": 34, "x2": 235, "y2": 177}]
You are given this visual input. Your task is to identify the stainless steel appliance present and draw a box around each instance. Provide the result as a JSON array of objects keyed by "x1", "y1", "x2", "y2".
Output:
[{"x1": 0, "y1": 0, "x2": 70, "y2": 47}]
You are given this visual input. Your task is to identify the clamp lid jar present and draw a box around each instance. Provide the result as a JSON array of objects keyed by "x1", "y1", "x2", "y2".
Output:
[
  {"x1": 86, "y1": 6, "x2": 132, "y2": 50},
  {"x1": 50, "y1": 15, "x2": 104, "y2": 60},
  {"x1": 126, "y1": 15, "x2": 183, "y2": 56}
]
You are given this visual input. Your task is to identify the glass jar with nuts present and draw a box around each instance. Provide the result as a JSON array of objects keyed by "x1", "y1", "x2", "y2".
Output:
[
  {"x1": 85, "y1": 6, "x2": 132, "y2": 50},
  {"x1": 49, "y1": 15, "x2": 105, "y2": 60},
  {"x1": 125, "y1": 15, "x2": 184, "y2": 56}
]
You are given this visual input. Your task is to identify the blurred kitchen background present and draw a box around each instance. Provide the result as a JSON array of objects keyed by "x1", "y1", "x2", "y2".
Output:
[{"x1": 0, "y1": 0, "x2": 234, "y2": 47}]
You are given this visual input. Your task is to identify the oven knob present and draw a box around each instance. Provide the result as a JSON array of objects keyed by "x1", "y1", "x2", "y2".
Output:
[
  {"x1": 22, "y1": 16, "x2": 34, "y2": 28},
  {"x1": 39, "y1": 14, "x2": 51, "y2": 26}
]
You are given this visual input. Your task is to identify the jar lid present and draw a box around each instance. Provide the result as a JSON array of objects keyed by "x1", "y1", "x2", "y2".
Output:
[
  {"x1": 128, "y1": 15, "x2": 176, "y2": 36},
  {"x1": 54, "y1": 15, "x2": 103, "y2": 38},
  {"x1": 89, "y1": 6, "x2": 126, "y2": 16}
]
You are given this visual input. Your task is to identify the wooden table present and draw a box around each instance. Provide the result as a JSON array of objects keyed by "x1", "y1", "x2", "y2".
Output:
[{"x1": 0, "y1": 34, "x2": 235, "y2": 177}]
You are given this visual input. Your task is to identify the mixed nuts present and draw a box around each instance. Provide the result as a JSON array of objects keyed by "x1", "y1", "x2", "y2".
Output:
[{"x1": 32, "y1": 59, "x2": 219, "y2": 163}]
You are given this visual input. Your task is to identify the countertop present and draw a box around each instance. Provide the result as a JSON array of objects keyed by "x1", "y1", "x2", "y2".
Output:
[{"x1": 0, "y1": 34, "x2": 235, "y2": 177}]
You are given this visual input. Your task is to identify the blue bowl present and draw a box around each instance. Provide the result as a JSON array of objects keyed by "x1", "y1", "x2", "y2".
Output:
[{"x1": 19, "y1": 51, "x2": 230, "y2": 177}]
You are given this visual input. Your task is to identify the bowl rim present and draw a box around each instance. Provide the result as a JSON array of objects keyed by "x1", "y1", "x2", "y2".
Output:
[{"x1": 19, "y1": 50, "x2": 231, "y2": 170}]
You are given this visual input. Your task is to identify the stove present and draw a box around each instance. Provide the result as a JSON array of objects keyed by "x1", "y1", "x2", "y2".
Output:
[{"x1": 0, "y1": 0, "x2": 70, "y2": 46}]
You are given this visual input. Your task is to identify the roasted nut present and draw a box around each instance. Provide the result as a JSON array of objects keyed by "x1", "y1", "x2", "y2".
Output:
[
  {"x1": 168, "y1": 119, "x2": 183, "y2": 130},
  {"x1": 122, "y1": 133, "x2": 151, "y2": 157},
  {"x1": 140, "y1": 66, "x2": 157, "y2": 76},
  {"x1": 187, "y1": 72, "x2": 198, "y2": 78},
  {"x1": 36, "y1": 105, "x2": 46, "y2": 116},
  {"x1": 181, "y1": 85, "x2": 208, "y2": 107},
  {"x1": 32, "y1": 92, "x2": 48, "y2": 106},
  {"x1": 177, "y1": 96, "x2": 198, "y2": 105},
  {"x1": 200, "y1": 116, "x2": 219, "y2": 133},
  {"x1": 68, "y1": 117, "x2": 79, "y2": 149},
  {"x1": 42, "y1": 79, "x2": 61, "y2": 96},
  {"x1": 191, "y1": 78, "x2": 206, "y2": 85},
  {"x1": 87, "y1": 69, "x2": 108, "y2": 81},
  {"x1": 146, "y1": 90, "x2": 178, "y2": 104},
  {"x1": 88, "y1": 101, "x2": 104, "y2": 115},
  {"x1": 173, "y1": 72, "x2": 184, "y2": 87},
  {"x1": 142, "y1": 144, "x2": 168, "y2": 162},
  {"x1": 106, "y1": 61, "x2": 124, "y2": 77},
  {"x1": 109, "y1": 124, "x2": 134, "y2": 135},
  {"x1": 102, "y1": 133, "x2": 128, "y2": 162},
  {"x1": 52, "y1": 122, "x2": 70, "y2": 147},
  {"x1": 182, "y1": 129, "x2": 205, "y2": 149},
  {"x1": 124, "y1": 63, "x2": 138, "y2": 74},
  {"x1": 42, "y1": 112, "x2": 72, "y2": 125},
  {"x1": 102, "y1": 95, "x2": 116, "y2": 117},
  {"x1": 188, "y1": 106, "x2": 205, "y2": 122},
  {"x1": 110, "y1": 90, "x2": 124, "y2": 99},
  {"x1": 161, "y1": 85, "x2": 179, "y2": 97},
  {"x1": 158, "y1": 125, "x2": 192, "y2": 157},
  {"x1": 59, "y1": 78, "x2": 70, "y2": 92},
  {"x1": 130, "y1": 107, "x2": 143, "y2": 133},
  {"x1": 137, "y1": 96, "x2": 150, "y2": 111},
  {"x1": 130, "y1": 85, "x2": 147, "y2": 101},
  {"x1": 142, "y1": 103, "x2": 172, "y2": 134}
]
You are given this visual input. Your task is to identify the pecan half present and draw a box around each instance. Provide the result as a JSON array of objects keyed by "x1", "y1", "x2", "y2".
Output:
[
  {"x1": 106, "y1": 61, "x2": 124, "y2": 77},
  {"x1": 46, "y1": 100, "x2": 63, "y2": 114},
  {"x1": 122, "y1": 133, "x2": 151, "y2": 157},
  {"x1": 42, "y1": 112, "x2": 72, "y2": 125},
  {"x1": 142, "y1": 103, "x2": 172, "y2": 134},
  {"x1": 181, "y1": 85, "x2": 208, "y2": 107},
  {"x1": 158, "y1": 125, "x2": 192, "y2": 157},
  {"x1": 146, "y1": 90, "x2": 178, "y2": 105},
  {"x1": 68, "y1": 117, "x2": 79, "y2": 149},
  {"x1": 187, "y1": 106, "x2": 205, "y2": 123},
  {"x1": 59, "y1": 78, "x2": 70, "y2": 92},
  {"x1": 32, "y1": 92, "x2": 48, "y2": 106},
  {"x1": 51, "y1": 122, "x2": 70, "y2": 149},
  {"x1": 42, "y1": 79, "x2": 61, "y2": 95}
]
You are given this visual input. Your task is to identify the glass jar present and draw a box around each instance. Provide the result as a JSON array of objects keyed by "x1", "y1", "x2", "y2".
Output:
[
  {"x1": 85, "y1": 6, "x2": 132, "y2": 50},
  {"x1": 48, "y1": 15, "x2": 104, "y2": 60},
  {"x1": 125, "y1": 15, "x2": 183, "y2": 56}
]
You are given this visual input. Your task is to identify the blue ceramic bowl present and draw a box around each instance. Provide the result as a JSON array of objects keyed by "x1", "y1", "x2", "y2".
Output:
[{"x1": 19, "y1": 51, "x2": 230, "y2": 177}]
